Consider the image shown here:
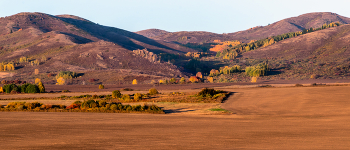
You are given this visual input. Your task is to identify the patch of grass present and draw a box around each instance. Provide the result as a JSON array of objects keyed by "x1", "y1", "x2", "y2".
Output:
[{"x1": 209, "y1": 107, "x2": 229, "y2": 112}]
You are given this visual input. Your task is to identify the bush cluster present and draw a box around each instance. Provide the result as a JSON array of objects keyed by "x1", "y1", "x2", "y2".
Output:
[
  {"x1": 1, "y1": 101, "x2": 164, "y2": 114},
  {"x1": 2, "y1": 83, "x2": 44, "y2": 94},
  {"x1": 112, "y1": 90, "x2": 122, "y2": 98},
  {"x1": 66, "y1": 100, "x2": 163, "y2": 113},
  {"x1": 198, "y1": 88, "x2": 218, "y2": 97},
  {"x1": 245, "y1": 62, "x2": 269, "y2": 77},
  {"x1": 149, "y1": 88, "x2": 158, "y2": 95}
]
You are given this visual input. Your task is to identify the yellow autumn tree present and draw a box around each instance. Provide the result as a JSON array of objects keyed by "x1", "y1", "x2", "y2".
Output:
[
  {"x1": 35, "y1": 78, "x2": 41, "y2": 84},
  {"x1": 38, "y1": 82, "x2": 45, "y2": 93},
  {"x1": 56, "y1": 77, "x2": 65, "y2": 85},
  {"x1": 0, "y1": 87, "x2": 3, "y2": 93},
  {"x1": 132, "y1": 79, "x2": 137, "y2": 85},
  {"x1": 208, "y1": 77, "x2": 214, "y2": 83},
  {"x1": 189, "y1": 76, "x2": 199, "y2": 83},
  {"x1": 209, "y1": 41, "x2": 241, "y2": 52},
  {"x1": 196, "y1": 72, "x2": 203, "y2": 79}
]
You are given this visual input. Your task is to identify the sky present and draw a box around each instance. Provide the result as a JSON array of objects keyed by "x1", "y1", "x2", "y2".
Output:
[{"x1": 0, "y1": 0, "x2": 350, "y2": 34}]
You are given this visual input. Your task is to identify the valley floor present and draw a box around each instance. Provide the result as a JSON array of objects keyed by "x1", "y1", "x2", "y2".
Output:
[{"x1": 1, "y1": 83, "x2": 350, "y2": 149}]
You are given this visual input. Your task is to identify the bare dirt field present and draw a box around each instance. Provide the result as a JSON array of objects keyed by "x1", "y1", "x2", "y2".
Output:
[{"x1": 1, "y1": 84, "x2": 350, "y2": 149}]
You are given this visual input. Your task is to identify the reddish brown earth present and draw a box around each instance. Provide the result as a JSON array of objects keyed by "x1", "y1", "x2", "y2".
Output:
[{"x1": 1, "y1": 83, "x2": 350, "y2": 149}]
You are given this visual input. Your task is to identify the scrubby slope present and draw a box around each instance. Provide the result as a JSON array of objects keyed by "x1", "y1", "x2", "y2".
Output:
[
  {"x1": 242, "y1": 24, "x2": 350, "y2": 79},
  {"x1": 137, "y1": 12, "x2": 350, "y2": 43}
]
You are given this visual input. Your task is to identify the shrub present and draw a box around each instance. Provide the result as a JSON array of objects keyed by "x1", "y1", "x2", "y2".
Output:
[
  {"x1": 73, "y1": 101, "x2": 82, "y2": 105},
  {"x1": 121, "y1": 94, "x2": 131, "y2": 102},
  {"x1": 26, "y1": 84, "x2": 39, "y2": 93},
  {"x1": 25, "y1": 102, "x2": 42, "y2": 110},
  {"x1": 245, "y1": 62, "x2": 269, "y2": 77},
  {"x1": 20, "y1": 83, "x2": 30, "y2": 93},
  {"x1": 99, "y1": 84, "x2": 104, "y2": 89},
  {"x1": 66, "y1": 104, "x2": 81, "y2": 109},
  {"x1": 38, "y1": 82, "x2": 45, "y2": 93},
  {"x1": 134, "y1": 93, "x2": 142, "y2": 101},
  {"x1": 169, "y1": 78, "x2": 176, "y2": 84},
  {"x1": 56, "y1": 71, "x2": 77, "y2": 79},
  {"x1": 81, "y1": 100, "x2": 98, "y2": 109},
  {"x1": 98, "y1": 100, "x2": 107, "y2": 107},
  {"x1": 3, "y1": 84, "x2": 18, "y2": 93},
  {"x1": 295, "y1": 84, "x2": 303, "y2": 87},
  {"x1": 121, "y1": 88, "x2": 133, "y2": 91},
  {"x1": 180, "y1": 77, "x2": 186, "y2": 84},
  {"x1": 209, "y1": 69, "x2": 220, "y2": 77},
  {"x1": 198, "y1": 88, "x2": 217, "y2": 97},
  {"x1": 0, "y1": 87, "x2": 3, "y2": 93},
  {"x1": 149, "y1": 88, "x2": 158, "y2": 95},
  {"x1": 110, "y1": 104, "x2": 118, "y2": 110},
  {"x1": 10, "y1": 90, "x2": 18, "y2": 94},
  {"x1": 6, "y1": 102, "x2": 26, "y2": 109},
  {"x1": 112, "y1": 90, "x2": 122, "y2": 98}
]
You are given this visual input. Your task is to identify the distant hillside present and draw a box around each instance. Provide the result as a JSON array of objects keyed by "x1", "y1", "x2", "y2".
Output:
[
  {"x1": 0, "y1": 12, "x2": 191, "y2": 84},
  {"x1": 137, "y1": 12, "x2": 350, "y2": 43},
  {"x1": 240, "y1": 24, "x2": 350, "y2": 80}
]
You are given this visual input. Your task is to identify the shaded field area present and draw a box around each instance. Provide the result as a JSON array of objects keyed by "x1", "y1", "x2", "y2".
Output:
[{"x1": 1, "y1": 85, "x2": 350, "y2": 149}]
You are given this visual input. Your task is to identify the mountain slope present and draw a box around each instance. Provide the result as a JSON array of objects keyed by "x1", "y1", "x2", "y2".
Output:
[
  {"x1": 137, "y1": 12, "x2": 350, "y2": 43},
  {"x1": 0, "y1": 12, "x2": 189, "y2": 84},
  {"x1": 241, "y1": 24, "x2": 350, "y2": 79}
]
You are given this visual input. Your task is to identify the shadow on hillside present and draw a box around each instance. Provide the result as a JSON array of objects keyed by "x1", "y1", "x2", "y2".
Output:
[
  {"x1": 56, "y1": 17, "x2": 182, "y2": 53},
  {"x1": 268, "y1": 69, "x2": 282, "y2": 76},
  {"x1": 60, "y1": 32, "x2": 93, "y2": 44}
]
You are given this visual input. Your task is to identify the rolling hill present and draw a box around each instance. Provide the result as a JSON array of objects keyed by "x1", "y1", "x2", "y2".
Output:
[
  {"x1": 1, "y1": 12, "x2": 350, "y2": 84},
  {"x1": 240, "y1": 24, "x2": 350, "y2": 79},
  {"x1": 137, "y1": 12, "x2": 350, "y2": 43},
  {"x1": 0, "y1": 12, "x2": 194, "y2": 84}
]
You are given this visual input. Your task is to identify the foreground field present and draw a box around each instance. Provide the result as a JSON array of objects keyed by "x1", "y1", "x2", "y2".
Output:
[{"x1": 1, "y1": 85, "x2": 350, "y2": 149}]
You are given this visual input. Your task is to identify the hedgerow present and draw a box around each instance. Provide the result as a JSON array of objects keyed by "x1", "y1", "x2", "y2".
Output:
[{"x1": 0, "y1": 100, "x2": 164, "y2": 114}]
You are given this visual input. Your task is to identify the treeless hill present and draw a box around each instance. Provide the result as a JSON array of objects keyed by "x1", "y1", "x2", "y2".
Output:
[{"x1": 137, "y1": 12, "x2": 350, "y2": 43}]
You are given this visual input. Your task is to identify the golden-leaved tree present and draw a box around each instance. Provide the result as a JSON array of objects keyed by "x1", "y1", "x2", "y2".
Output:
[{"x1": 132, "y1": 79, "x2": 137, "y2": 85}]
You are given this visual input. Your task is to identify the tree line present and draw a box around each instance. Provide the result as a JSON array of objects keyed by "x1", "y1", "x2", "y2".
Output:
[{"x1": 215, "y1": 22, "x2": 341, "y2": 60}]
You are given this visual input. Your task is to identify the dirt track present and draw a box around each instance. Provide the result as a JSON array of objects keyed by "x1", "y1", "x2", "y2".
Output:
[{"x1": 1, "y1": 85, "x2": 350, "y2": 149}]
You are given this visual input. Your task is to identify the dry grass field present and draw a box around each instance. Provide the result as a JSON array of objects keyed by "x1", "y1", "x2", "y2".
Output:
[{"x1": 1, "y1": 84, "x2": 350, "y2": 149}]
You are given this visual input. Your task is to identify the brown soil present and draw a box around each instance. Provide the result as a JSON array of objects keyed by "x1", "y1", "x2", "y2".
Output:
[{"x1": 1, "y1": 84, "x2": 350, "y2": 149}]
